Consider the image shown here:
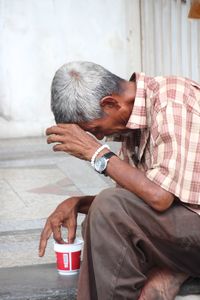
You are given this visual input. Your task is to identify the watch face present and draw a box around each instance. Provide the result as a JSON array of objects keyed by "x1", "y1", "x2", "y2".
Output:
[{"x1": 94, "y1": 157, "x2": 107, "y2": 173}]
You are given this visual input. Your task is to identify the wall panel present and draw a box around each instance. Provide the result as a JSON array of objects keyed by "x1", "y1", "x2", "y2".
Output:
[{"x1": 141, "y1": 0, "x2": 200, "y2": 82}]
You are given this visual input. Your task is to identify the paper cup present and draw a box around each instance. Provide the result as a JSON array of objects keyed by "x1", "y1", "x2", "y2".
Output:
[{"x1": 54, "y1": 239, "x2": 84, "y2": 275}]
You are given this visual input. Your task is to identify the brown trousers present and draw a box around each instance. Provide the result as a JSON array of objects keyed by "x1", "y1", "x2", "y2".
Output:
[{"x1": 77, "y1": 188, "x2": 200, "y2": 300}]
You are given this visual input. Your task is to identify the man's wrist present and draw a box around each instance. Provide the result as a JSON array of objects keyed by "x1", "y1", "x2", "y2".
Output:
[{"x1": 91, "y1": 144, "x2": 110, "y2": 167}]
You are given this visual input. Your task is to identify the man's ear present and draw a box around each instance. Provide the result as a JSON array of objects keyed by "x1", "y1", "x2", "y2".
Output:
[{"x1": 100, "y1": 96, "x2": 121, "y2": 113}]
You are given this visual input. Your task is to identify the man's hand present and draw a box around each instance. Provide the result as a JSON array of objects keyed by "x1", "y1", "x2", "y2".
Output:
[
  {"x1": 38, "y1": 195, "x2": 95, "y2": 257},
  {"x1": 46, "y1": 124, "x2": 101, "y2": 160},
  {"x1": 39, "y1": 196, "x2": 80, "y2": 257}
]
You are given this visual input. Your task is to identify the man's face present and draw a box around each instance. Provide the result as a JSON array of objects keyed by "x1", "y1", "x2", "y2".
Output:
[
  {"x1": 79, "y1": 80, "x2": 136, "y2": 140},
  {"x1": 79, "y1": 114, "x2": 131, "y2": 140}
]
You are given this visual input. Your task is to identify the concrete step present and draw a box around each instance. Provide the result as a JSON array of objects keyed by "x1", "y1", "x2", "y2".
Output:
[
  {"x1": 0, "y1": 263, "x2": 200, "y2": 300},
  {"x1": 179, "y1": 278, "x2": 200, "y2": 296},
  {"x1": 0, "y1": 263, "x2": 77, "y2": 300}
]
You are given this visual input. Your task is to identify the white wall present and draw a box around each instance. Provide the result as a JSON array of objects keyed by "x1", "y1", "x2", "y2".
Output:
[
  {"x1": 0, "y1": 0, "x2": 141, "y2": 138},
  {"x1": 141, "y1": 0, "x2": 200, "y2": 81}
]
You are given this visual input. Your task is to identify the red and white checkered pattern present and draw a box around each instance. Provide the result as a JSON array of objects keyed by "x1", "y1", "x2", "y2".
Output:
[{"x1": 120, "y1": 73, "x2": 200, "y2": 214}]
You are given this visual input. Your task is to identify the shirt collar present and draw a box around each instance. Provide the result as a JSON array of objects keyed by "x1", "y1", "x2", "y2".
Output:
[{"x1": 126, "y1": 72, "x2": 147, "y2": 129}]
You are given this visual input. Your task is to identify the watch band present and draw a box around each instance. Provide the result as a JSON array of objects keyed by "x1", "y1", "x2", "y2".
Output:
[{"x1": 102, "y1": 151, "x2": 116, "y2": 160}]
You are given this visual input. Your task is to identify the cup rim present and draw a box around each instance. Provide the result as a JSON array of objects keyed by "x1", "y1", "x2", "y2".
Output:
[{"x1": 54, "y1": 238, "x2": 84, "y2": 246}]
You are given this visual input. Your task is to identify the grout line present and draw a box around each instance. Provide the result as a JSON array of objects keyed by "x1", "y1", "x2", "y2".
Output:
[{"x1": 4, "y1": 178, "x2": 29, "y2": 207}]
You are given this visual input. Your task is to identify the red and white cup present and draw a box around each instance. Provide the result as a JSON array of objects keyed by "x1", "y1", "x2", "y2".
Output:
[{"x1": 54, "y1": 239, "x2": 84, "y2": 275}]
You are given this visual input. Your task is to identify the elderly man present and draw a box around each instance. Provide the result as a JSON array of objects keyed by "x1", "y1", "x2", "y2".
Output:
[{"x1": 39, "y1": 61, "x2": 200, "y2": 300}]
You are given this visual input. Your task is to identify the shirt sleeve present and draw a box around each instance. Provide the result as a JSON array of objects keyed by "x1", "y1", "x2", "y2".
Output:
[{"x1": 146, "y1": 100, "x2": 200, "y2": 204}]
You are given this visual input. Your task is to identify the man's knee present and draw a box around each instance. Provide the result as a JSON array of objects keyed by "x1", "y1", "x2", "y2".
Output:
[
  {"x1": 90, "y1": 187, "x2": 125, "y2": 213},
  {"x1": 86, "y1": 188, "x2": 131, "y2": 239},
  {"x1": 82, "y1": 188, "x2": 123, "y2": 238},
  {"x1": 88, "y1": 188, "x2": 118, "y2": 221},
  {"x1": 88, "y1": 187, "x2": 138, "y2": 224}
]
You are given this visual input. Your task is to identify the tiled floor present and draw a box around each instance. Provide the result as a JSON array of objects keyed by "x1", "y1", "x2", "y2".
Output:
[{"x1": 0, "y1": 137, "x2": 115, "y2": 222}]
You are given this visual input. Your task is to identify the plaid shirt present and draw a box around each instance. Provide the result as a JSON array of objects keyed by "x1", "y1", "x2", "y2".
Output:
[{"x1": 119, "y1": 73, "x2": 200, "y2": 214}]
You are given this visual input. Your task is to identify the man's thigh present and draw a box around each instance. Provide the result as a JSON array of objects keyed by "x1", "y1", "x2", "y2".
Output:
[{"x1": 88, "y1": 187, "x2": 200, "y2": 276}]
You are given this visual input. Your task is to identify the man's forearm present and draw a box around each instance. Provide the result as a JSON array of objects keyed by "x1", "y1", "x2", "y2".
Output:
[{"x1": 105, "y1": 155, "x2": 174, "y2": 212}]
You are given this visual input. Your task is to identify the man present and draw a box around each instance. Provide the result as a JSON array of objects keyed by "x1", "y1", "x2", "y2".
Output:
[{"x1": 39, "y1": 61, "x2": 200, "y2": 300}]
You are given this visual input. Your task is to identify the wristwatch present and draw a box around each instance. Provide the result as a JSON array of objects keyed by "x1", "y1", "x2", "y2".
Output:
[{"x1": 94, "y1": 151, "x2": 116, "y2": 174}]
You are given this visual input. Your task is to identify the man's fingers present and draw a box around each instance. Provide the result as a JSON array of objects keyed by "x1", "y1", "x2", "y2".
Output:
[
  {"x1": 67, "y1": 222, "x2": 77, "y2": 244},
  {"x1": 52, "y1": 221, "x2": 65, "y2": 244},
  {"x1": 53, "y1": 144, "x2": 66, "y2": 152},
  {"x1": 46, "y1": 124, "x2": 83, "y2": 136},
  {"x1": 38, "y1": 222, "x2": 52, "y2": 257},
  {"x1": 46, "y1": 126, "x2": 67, "y2": 136},
  {"x1": 57, "y1": 124, "x2": 81, "y2": 131},
  {"x1": 47, "y1": 134, "x2": 64, "y2": 144}
]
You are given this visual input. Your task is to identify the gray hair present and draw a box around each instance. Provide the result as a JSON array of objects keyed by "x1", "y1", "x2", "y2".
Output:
[{"x1": 51, "y1": 61, "x2": 125, "y2": 123}]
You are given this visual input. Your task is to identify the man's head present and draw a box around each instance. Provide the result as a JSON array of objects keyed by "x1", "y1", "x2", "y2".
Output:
[
  {"x1": 51, "y1": 61, "x2": 136, "y2": 139},
  {"x1": 51, "y1": 61, "x2": 125, "y2": 123}
]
